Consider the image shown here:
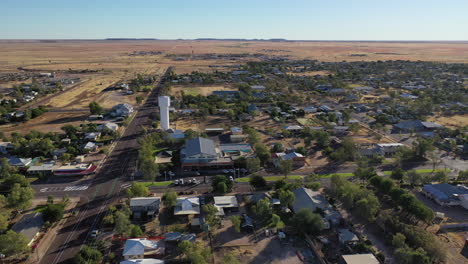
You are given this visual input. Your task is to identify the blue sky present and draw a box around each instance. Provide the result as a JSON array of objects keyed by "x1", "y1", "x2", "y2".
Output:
[{"x1": 1, "y1": 0, "x2": 467, "y2": 40}]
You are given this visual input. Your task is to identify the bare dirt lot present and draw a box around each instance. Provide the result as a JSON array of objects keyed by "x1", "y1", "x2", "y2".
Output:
[{"x1": 213, "y1": 219, "x2": 314, "y2": 264}]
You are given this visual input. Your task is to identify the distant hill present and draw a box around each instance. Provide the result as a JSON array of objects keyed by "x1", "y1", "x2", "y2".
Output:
[
  {"x1": 194, "y1": 38, "x2": 289, "y2": 42},
  {"x1": 105, "y1": 38, "x2": 159, "y2": 41}
]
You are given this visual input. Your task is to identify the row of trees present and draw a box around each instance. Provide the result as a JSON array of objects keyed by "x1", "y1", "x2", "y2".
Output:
[
  {"x1": 369, "y1": 175, "x2": 434, "y2": 223},
  {"x1": 0, "y1": 161, "x2": 34, "y2": 257},
  {"x1": 329, "y1": 175, "x2": 381, "y2": 222}
]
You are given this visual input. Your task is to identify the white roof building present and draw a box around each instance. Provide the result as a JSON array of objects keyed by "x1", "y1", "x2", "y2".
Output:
[
  {"x1": 214, "y1": 196, "x2": 239, "y2": 208},
  {"x1": 174, "y1": 197, "x2": 200, "y2": 215},
  {"x1": 342, "y1": 254, "x2": 379, "y2": 264},
  {"x1": 123, "y1": 239, "x2": 162, "y2": 260},
  {"x1": 120, "y1": 259, "x2": 164, "y2": 264},
  {"x1": 97, "y1": 122, "x2": 119, "y2": 132}
]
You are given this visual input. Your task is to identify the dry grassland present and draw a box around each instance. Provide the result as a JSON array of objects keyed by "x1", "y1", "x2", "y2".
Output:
[
  {"x1": 171, "y1": 85, "x2": 236, "y2": 97},
  {"x1": 1, "y1": 40, "x2": 467, "y2": 134},
  {"x1": 428, "y1": 114, "x2": 468, "y2": 129}
]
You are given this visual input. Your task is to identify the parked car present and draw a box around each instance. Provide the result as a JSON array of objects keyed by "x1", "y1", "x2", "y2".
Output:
[
  {"x1": 90, "y1": 229, "x2": 99, "y2": 238},
  {"x1": 174, "y1": 179, "x2": 180, "y2": 185}
]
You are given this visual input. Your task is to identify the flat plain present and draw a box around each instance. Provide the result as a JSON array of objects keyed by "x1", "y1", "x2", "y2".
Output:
[{"x1": 1, "y1": 40, "x2": 468, "y2": 134}]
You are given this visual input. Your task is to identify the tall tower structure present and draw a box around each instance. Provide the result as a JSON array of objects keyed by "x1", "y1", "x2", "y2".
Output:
[{"x1": 158, "y1": 96, "x2": 170, "y2": 131}]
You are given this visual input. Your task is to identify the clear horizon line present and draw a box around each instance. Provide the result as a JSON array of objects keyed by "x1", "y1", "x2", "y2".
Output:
[{"x1": 0, "y1": 38, "x2": 468, "y2": 42}]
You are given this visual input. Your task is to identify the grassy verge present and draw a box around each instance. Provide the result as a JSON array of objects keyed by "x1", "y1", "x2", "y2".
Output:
[
  {"x1": 142, "y1": 181, "x2": 172, "y2": 187},
  {"x1": 235, "y1": 175, "x2": 303, "y2": 183},
  {"x1": 383, "y1": 168, "x2": 451, "y2": 175},
  {"x1": 319, "y1": 172, "x2": 354, "y2": 178}
]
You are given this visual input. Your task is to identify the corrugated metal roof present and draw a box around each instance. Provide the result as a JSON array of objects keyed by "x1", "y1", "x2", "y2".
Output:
[{"x1": 184, "y1": 137, "x2": 217, "y2": 157}]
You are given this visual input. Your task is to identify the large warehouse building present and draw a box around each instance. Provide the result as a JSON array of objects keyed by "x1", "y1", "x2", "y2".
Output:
[{"x1": 422, "y1": 183, "x2": 468, "y2": 210}]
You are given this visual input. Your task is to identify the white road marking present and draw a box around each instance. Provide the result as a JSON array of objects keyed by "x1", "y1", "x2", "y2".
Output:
[
  {"x1": 121, "y1": 183, "x2": 131, "y2": 189},
  {"x1": 40, "y1": 185, "x2": 89, "y2": 192}
]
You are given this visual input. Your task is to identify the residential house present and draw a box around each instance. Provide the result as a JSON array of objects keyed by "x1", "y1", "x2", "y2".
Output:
[
  {"x1": 84, "y1": 132, "x2": 101, "y2": 141},
  {"x1": 319, "y1": 105, "x2": 333, "y2": 112},
  {"x1": 273, "y1": 152, "x2": 305, "y2": 167},
  {"x1": 393, "y1": 120, "x2": 443, "y2": 133},
  {"x1": 341, "y1": 254, "x2": 379, "y2": 264},
  {"x1": 251, "y1": 85, "x2": 266, "y2": 91},
  {"x1": 174, "y1": 197, "x2": 200, "y2": 216},
  {"x1": 130, "y1": 197, "x2": 161, "y2": 219},
  {"x1": 83, "y1": 142, "x2": 98, "y2": 152},
  {"x1": 8, "y1": 156, "x2": 33, "y2": 167},
  {"x1": 97, "y1": 122, "x2": 119, "y2": 132},
  {"x1": 123, "y1": 239, "x2": 164, "y2": 260},
  {"x1": 303, "y1": 106, "x2": 317, "y2": 113},
  {"x1": 0, "y1": 142, "x2": 13, "y2": 154},
  {"x1": 338, "y1": 228, "x2": 359, "y2": 245},
  {"x1": 112, "y1": 103, "x2": 134, "y2": 117},
  {"x1": 284, "y1": 125, "x2": 304, "y2": 134},
  {"x1": 212, "y1": 91, "x2": 239, "y2": 101},
  {"x1": 155, "y1": 151, "x2": 173, "y2": 164},
  {"x1": 292, "y1": 187, "x2": 341, "y2": 228},
  {"x1": 214, "y1": 196, "x2": 239, "y2": 215},
  {"x1": 230, "y1": 127, "x2": 243, "y2": 135}
]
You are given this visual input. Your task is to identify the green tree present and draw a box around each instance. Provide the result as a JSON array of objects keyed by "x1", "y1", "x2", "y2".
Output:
[
  {"x1": 391, "y1": 168, "x2": 405, "y2": 181},
  {"x1": 269, "y1": 213, "x2": 285, "y2": 229},
  {"x1": 203, "y1": 204, "x2": 221, "y2": 230},
  {"x1": 129, "y1": 224, "x2": 143, "y2": 237},
  {"x1": 73, "y1": 245, "x2": 103, "y2": 264},
  {"x1": 272, "y1": 143, "x2": 284, "y2": 153},
  {"x1": 279, "y1": 159, "x2": 293, "y2": 177},
  {"x1": 0, "y1": 230, "x2": 29, "y2": 257},
  {"x1": 211, "y1": 175, "x2": 232, "y2": 193},
  {"x1": 0, "y1": 158, "x2": 13, "y2": 179},
  {"x1": 291, "y1": 209, "x2": 324, "y2": 235},
  {"x1": 407, "y1": 170, "x2": 423, "y2": 186},
  {"x1": 412, "y1": 138, "x2": 434, "y2": 159},
  {"x1": 223, "y1": 253, "x2": 241, "y2": 264},
  {"x1": 432, "y1": 171, "x2": 448, "y2": 183},
  {"x1": 4, "y1": 174, "x2": 29, "y2": 189},
  {"x1": 392, "y1": 233, "x2": 407, "y2": 248},
  {"x1": 394, "y1": 247, "x2": 430, "y2": 264},
  {"x1": 355, "y1": 196, "x2": 381, "y2": 222},
  {"x1": 246, "y1": 157, "x2": 261, "y2": 172},
  {"x1": 178, "y1": 241, "x2": 212, "y2": 264},
  {"x1": 0, "y1": 196, "x2": 11, "y2": 232},
  {"x1": 254, "y1": 143, "x2": 271, "y2": 165},
  {"x1": 88, "y1": 101, "x2": 103, "y2": 115},
  {"x1": 7, "y1": 183, "x2": 34, "y2": 211},
  {"x1": 114, "y1": 211, "x2": 131, "y2": 235},
  {"x1": 278, "y1": 189, "x2": 295, "y2": 207},
  {"x1": 229, "y1": 215, "x2": 241, "y2": 232},
  {"x1": 140, "y1": 159, "x2": 159, "y2": 182},
  {"x1": 162, "y1": 191, "x2": 178, "y2": 208},
  {"x1": 43, "y1": 203, "x2": 65, "y2": 223},
  {"x1": 126, "y1": 182, "x2": 150, "y2": 198},
  {"x1": 249, "y1": 174, "x2": 267, "y2": 189},
  {"x1": 253, "y1": 198, "x2": 272, "y2": 223},
  {"x1": 458, "y1": 170, "x2": 468, "y2": 182}
]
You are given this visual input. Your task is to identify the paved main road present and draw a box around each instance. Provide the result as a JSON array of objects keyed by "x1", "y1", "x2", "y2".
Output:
[{"x1": 38, "y1": 68, "x2": 169, "y2": 264}]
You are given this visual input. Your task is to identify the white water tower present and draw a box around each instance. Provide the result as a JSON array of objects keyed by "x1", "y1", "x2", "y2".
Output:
[{"x1": 158, "y1": 96, "x2": 170, "y2": 131}]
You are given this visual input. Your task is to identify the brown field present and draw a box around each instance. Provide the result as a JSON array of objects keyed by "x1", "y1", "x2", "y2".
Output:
[
  {"x1": 428, "y1": 114, "x2": 468, "y2": 129},
  {"x1": 1, "y1": 40, "x2": 467, "y2": 134},
  {"x1": 171, "y1": 85, "x2": 237, "y2": 97}
]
